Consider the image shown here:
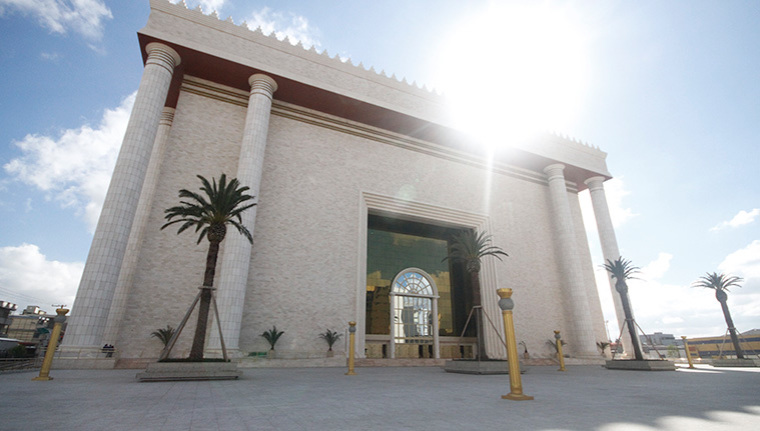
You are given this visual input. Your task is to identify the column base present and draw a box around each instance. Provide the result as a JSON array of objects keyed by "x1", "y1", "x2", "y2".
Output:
[
  {"x1": 502, "y1": 393, "x2": 534, "y2": 401},
  {"x1": 58, "y1": 345, "x2": 104, "y2": 358}
]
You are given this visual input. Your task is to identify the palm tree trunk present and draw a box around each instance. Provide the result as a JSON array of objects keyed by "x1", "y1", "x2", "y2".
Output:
[
  {"x1": 471, "y1": 271, "x2": 488, "y2": 360},
  {"x1": 617, "y1": 284, "x2": 644, "y2": 361},
  {"x1": 189, "y1": 239, "x2": 220, "y2": 360},
  {"x1": 719, "y1": 299, "x2": 745, "y2": 359}
]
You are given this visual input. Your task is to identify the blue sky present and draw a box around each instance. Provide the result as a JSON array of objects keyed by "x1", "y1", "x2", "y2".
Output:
[{"x1": 1, "y1": 0, "x2": 758, "y2": 339}]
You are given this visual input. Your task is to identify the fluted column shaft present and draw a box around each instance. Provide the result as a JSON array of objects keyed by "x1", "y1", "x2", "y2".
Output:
[
  {"x1": 103, "y1": 107, "x2": 176, "y2": 345},
  {"x1": 584, "y1": 176, "x2": 640, "y2": 357},
  {"x1": 63, "y1": 43, "x2": 180, "y2": 349},
  {"x1": 544, "y1": 164, "x2": 598, "y2": 357},
  {"x1": 209, "y1": 74, "x2": 278, "y2": 354}
]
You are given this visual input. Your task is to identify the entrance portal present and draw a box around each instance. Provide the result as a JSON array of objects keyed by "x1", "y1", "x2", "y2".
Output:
[{"x1": 389, "y1": 268, "x2": 439, "y2": 359}]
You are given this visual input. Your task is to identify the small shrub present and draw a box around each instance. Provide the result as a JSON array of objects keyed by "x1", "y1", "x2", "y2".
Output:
[
  {"x1": 319, "y1": 329, "x2": 343, "y2": 351},
  {"x1": 261, "y1": 326, "x2": 284, "y2": 350},
  {"x1": 151, "y1": 325, "x2": 176, "y2": 347},
  {"x1": 547, "y1": 339, "x2": 567, "y2": 353},
  {"x1": 596, "y1": 341, "x2": 610, "y2": 356}
]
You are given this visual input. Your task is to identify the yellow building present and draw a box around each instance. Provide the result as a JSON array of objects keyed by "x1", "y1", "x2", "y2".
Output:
[{"x1": 688, "y1": 330, "x2": 760, "y2": 359}]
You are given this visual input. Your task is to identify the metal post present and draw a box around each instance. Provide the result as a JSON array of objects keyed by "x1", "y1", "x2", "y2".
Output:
[
  {"x1": 33, "y1": 307, "x2": 68, "y2": 381},
  {"x1": 497, "y1": 289, "x2": 533, "y2": 401},
  {"x1": 346, "y1": 321, "x2": 357, "y2": 376},
  {"x1": 681, "y1": 336, "x2": 695, "y2": 369},
  {"x1": 555, "y1": 330, "x2": 567, "y2": 372}
]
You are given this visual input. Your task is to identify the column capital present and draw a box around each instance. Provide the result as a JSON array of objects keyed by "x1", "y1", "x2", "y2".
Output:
[
  {"x1": 248, "y1": 73, "x2": 278, "y2": 98},
  {"x1": 145, "y1": 42, "x2": 181, "y2": 72},
  {"x1": 584, "y1": 176, "x2": 606, "y2": 192},
  {"x1": 543, "y1": 163, "x2": 566, "y2": 181}
]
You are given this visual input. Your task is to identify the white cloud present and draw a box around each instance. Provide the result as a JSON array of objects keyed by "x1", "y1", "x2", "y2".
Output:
[
  {"x1": 0, "y1": 244, "x2": 83, "y2": 310},
  {"x1": 580, "y1": 177, "x2": 637, "y2": 243},
  {"x1": 175, "y1": 0, "x2": 226, "y2": 13},
  {"x1": 0, "y1": 0, "x2": 112, "y2": 41},
  {"x1": 640, "y1": 252, "x2": 672, "y2": 280},
  {"x1": 593, "y1": 251, "x2": 752, "y2": 338},
  {"x1": 40, "y1": 51, "x2": 61, "y2": 61},
  {"x1": 595, "y1": 247, "x2": 760, "y2": 338},
  {"x1": 170, "y1": 2, "x2": 321, "y2": 50},
  {"x1": 626, "y1": 275, "x2": 726, "y2": 338},
  {"x1": 719, "y1": 240, "x2": 760, "y2": 280},
  {"x1": 661, "y1": 316, "x2": 684, "y2": 324},
  {"x1": 710, "y1": 208, "x2": 760, "y2": 231},
  {"x1": 4, "y1": 92, "x2": 134, "y2": 232},
  {"x1": 245, "y1": 7, "x2": 322, "y2": 50},
  {"x1": 603, "y1": 177, "x2": 638, "y2": 228}
]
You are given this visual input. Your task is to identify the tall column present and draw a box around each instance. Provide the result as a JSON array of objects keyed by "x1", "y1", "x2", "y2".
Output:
[
  {"x1": 584, "y1": 176, "x2": 640, "y2": 357},
  {"x1": 208, "y1": 74, "x2": 278, "y2": 355},
  {"x1": 103, "y1": 107, "x2": 176, "y2": 345},
  {"x1": 544, "y1": 164, "x2": 598, "y2": 358},
  {"x1": 63, "y1": 43, "x2": 180, "y2": 351}
]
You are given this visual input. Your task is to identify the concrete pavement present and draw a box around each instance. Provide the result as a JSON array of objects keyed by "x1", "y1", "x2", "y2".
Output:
[{"x1": 2, "y1": 364, "x2": 759, "y2": 430}]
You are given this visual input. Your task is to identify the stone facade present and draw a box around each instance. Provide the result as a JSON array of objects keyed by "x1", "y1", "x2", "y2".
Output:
[{"x1": 63, "y1": 0, "x2": 619, "y2": 365}]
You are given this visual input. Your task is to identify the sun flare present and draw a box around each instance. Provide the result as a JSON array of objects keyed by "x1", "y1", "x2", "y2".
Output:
[{"x1": 433, "y1": 3, "x2": 590, "y2": 148}]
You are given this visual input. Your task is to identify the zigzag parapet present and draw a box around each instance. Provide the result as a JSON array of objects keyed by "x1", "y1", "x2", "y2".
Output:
[{"x1": 165, "y1": 0, "x2": 436, "y2": 95}]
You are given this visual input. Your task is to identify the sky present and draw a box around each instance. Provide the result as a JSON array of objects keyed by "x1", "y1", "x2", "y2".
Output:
[{"x1": 0, "y1": 0, "x2": 758, "y2": 340}]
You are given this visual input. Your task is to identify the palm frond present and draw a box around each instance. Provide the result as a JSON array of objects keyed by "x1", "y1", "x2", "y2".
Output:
[
  {"x1": 442, "y1": 230, "x2": 508, "y2": 272},
  {"x1": 161, "y1": 174, "x2": 256, "y2": 245},
  {"x1": 692, "y1": 272, "x2": 743, "y2": 292},
  {"x1": 150, "y1": 325, "x2": 176, "y2": 348},
  {"x1": 602, "y1": 257, "x2": 640, "y2": 281}
]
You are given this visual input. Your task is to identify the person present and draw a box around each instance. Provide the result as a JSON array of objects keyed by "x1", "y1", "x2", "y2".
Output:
[{"x1": 102, "y1": 344, "x2": 114, "y2": 358}]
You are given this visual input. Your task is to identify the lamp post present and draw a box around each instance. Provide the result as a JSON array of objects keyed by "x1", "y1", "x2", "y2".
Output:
[
  {"x1": 554, "y1": 330, "x2": 567, "y2": 371},
  {"x1": 345, "y1": 321, "x2": 357, "y2": 375},
  {"x1": 497, "y1": 288, "x2": 533, "y2": 401},
  {"x1": 681, "y1": 336, "x2": 695, "y2": 369},
  {"x1": 33, "y1": 306, "x2": 68, "y2": 381}
]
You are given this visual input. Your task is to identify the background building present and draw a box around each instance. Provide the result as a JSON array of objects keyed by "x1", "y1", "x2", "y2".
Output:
[
  {"x1": 0, "y1": 301, "x2": 17, "y2": 336},
  {"x1": 687, "y1": 329, "x2": 760, "y2": 359}
]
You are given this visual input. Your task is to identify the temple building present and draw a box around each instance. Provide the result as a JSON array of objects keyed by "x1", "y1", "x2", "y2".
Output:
[{"x1": 61, "y1": 0, "x2": 628, "y2": 367}]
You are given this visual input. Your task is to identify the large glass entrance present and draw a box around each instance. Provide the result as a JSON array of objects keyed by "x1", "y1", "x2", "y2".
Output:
[
  {"x1": 364, "y1": 214, "x2": 475, "y2": 359},
  {"x1": 390, "y1": 269, "x2": 439, "y2": 359}
]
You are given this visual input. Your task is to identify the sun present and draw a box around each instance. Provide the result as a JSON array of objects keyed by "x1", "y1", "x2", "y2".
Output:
[{"x1": 432, "y1": 3, "x2": 590, "y2": 149}]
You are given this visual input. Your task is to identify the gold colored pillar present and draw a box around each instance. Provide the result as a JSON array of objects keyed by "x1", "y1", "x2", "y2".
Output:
[
  {"x1": 497, "y1": 289, "x2": 533, "y2": 401},
  {"x1": 33, "y1": 307, "x2": 69, "y2": 381},
  {"x1": 681, "y1": 336, "x2": 695, "y2": 369},
  {"x1": 346, "y1": 321, "x2": 357, "y2": 376},
  {"x1": 554, "y1": 330, "x2": 567, "y2": 371}
]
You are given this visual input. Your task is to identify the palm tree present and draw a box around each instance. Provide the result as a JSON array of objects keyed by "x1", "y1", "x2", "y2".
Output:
[
  {"x1": 444, "y1": 230, "x2": 508, "y2": 360},
  {"x1": 693, "y1": 272, "x2": 745, "y2": 359},
  {"x1": 603, "y1": 256, "x2": 644, "y2": 360},
  {"x1": 162, "y1": 174, "x2": 255, "y2": 360},
  {"x1": 151, "y1": 325, "x2": 176, "y2": 348}
]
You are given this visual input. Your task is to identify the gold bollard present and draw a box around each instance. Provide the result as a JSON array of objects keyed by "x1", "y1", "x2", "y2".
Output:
[
  {"x1": 33, "y1": 307, "x2": 69, "y2": 381},
  {"x1": 497, "y1": 288, "x2": 534, "y2": 401},
  {"x1": 345, "y1": 321, "x2": 357, "y2": 375},
  {"x1": 554, "y1": 330, "x2": 567, "y2": 372},
  {"x1": 681, "y1": 336, "x2": 695, "y2": 369}
]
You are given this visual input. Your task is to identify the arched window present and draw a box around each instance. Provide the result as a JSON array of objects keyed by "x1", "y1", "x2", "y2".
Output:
[{"x1": 389, "y1": 268, "x2": 439, "y2": 359}]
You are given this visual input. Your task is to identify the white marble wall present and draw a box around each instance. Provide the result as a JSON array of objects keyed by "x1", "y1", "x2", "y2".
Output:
[{"x1": 111, "y1": 78, "x2": 607, "y2": 360}]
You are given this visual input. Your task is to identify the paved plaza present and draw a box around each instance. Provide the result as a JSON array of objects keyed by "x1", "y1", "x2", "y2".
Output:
[{"x1": 2, "y1": 364, "x2": 759, "y2": 430}]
